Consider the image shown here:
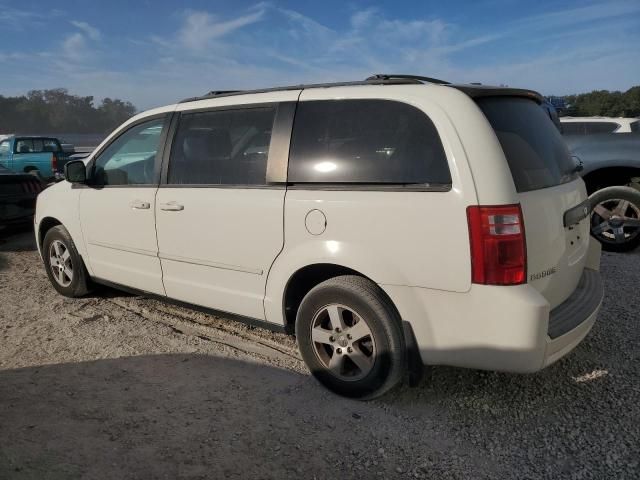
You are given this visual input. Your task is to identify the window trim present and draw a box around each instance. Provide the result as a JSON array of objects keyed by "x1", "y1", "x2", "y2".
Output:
[
  {"x1": 286, "y1": 98, "x2": 453, "y2": 190},
  {"x1": 84, "y1": 113, "x2": 172, "y2": 189},
  {"x1": 159, "y1": 102, "x2": 293, "y2": 189}
]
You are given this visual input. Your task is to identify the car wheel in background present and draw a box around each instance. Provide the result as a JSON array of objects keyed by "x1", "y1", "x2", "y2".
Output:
[
  {"x1": 42, "y1": 225, "x2": 91, "y2": 297},
  {"x1": 295, "y1": 275, "x2": 406, "y2": 399},
  {"x1": 589, "y1": 186, "x2": 640, "y2": 252}
]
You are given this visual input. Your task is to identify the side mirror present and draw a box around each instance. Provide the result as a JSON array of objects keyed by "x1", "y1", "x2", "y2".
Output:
[{"x1": 64, "y1": 160, "x2": 87, "y2": 184}]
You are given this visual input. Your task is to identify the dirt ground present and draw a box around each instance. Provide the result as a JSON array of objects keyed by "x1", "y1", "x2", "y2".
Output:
[{"x1": 0, "y1": 227, "x2": 639, "y2": 479}]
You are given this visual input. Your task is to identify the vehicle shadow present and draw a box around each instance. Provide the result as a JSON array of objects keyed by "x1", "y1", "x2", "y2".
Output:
[
  {"x1": 0, "y1": 224, "x2": 37, "y2": 252},
  {"x1": 0, "y1": 354, "x2": 465, "y2": 480}
]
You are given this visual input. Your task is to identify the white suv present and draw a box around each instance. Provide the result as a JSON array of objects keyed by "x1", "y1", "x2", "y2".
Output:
[{"x1": 35, "y1": 74, "x2": 604, "y2": 399}]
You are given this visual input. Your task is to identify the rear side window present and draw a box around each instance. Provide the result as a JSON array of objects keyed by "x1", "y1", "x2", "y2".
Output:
[
  {"x1": 477, "y1": 97, "x2": 577, "y2": 193},
  {"x1": 561, "y1": 122, "x2": 585, "y2": 135},
  {"x1": 584, "y1": 122, "x2": 619, "y2": 134},
  {"x1": 168, "y1": 107, "x2": 276, "y2": 185},
  {"x1": 288, "y1": 100, "x2": 451, "y2": 185},
  {"x1": 14, "y1": 138, "x2": 61, "y2": 153},
  {"x1": 630, "y1": 121, "x2": 640, "y2": 133}
]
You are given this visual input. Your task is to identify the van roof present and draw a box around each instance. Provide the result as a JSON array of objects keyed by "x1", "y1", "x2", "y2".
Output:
[{"x1": 179, "y1": 74, "x2": 544, "y2": 104}]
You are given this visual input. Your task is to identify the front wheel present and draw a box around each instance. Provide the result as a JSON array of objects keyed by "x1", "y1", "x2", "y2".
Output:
[
  {"x1": 589, "y1": 186, "x2": 640, "y2": 252},
  {"x1": 42, "y1": 225, "x2": 90, "y2": 297},
  {"x1": 295, "y1": 275, "x2": 406, "y2": 399}
]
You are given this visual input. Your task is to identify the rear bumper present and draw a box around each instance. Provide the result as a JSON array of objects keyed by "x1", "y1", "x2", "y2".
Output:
[{"x1": 381, "y1": 245, "x2": 603, "y2": 373}]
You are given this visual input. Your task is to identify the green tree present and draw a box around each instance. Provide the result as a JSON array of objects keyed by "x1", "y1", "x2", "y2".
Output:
[{"x1": 0, "y1": 89, "x2": 137, "y2": 134}]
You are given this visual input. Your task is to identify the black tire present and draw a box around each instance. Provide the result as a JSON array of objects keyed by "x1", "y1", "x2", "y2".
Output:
[
  {"x1": 589, "y1": 186, "x2": 640, "y2": 253},
  {"x1": 295, "y1": 275, "x2": 406, "y2": 399},
  {"x1": 25, "y1": 168, "x2": 44, "y2": 182},
  {"x1": 42, "y1": 225, "x2": 91, "y2": 297}
]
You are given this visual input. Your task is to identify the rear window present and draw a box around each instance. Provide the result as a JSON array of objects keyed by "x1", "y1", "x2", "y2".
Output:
[
  {"x1": 288, "y1": 100, "x2": 451, "y2": 185},
  {"x1": 477, "y1": 97, "x2": 577, "y2": 192}
]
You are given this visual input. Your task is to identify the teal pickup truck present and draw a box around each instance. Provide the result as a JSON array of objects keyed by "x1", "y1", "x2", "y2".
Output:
[{"x1": 0, "y1": 135, "x2": 67, "y2": 181}]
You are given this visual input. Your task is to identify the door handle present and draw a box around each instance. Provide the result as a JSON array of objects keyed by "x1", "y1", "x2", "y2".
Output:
[
  {"x1": 160, "y1": 202, "x2": 184, "y2": 211},
  {"x1": 130, "y1": 200, "x2": 150, "y2": 210}
]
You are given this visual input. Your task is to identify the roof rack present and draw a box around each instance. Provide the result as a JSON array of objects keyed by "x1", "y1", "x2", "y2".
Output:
[
  {"x1": 178, "y1": 74, "x2": 445, "y2": 103},
  {"x1": 365, "y1": 74, "x2": 450, "y2": 85}
]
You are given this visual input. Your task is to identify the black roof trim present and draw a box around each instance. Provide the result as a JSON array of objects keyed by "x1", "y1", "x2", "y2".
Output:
[
  {"x1": 366, "y1": 73, "x2": 451, "y2": 85},
  {"x1": 179, "y1": 74, "x2": 543, "y2": 104}
]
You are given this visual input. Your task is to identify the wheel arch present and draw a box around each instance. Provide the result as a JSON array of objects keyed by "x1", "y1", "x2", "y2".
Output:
[
  {"x1": 582, "y1": 166, "x2": 640, "y2": 195},
  {"x1": 278, "y1": 262, "x2": 403, "y2": 335},
  {"x1": 38, "y1": 216, "x2": 62, "y2": 251}
]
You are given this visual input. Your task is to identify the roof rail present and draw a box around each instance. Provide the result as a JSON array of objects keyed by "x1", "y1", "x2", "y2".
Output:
[
  {"x1": 366, "y1": 74, "x2": 451, "y2": 85},
  {"x1": 179, "y1": 78, "x2": 421, "y2": 103},
  {"x1": 179, "y1": 74, "x2": 445, "y2": 104}
]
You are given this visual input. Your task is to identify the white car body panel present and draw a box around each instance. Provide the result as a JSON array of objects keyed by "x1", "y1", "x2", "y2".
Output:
[{"x1": 79, "y1": 187, "x2": 165, "y2": 295}]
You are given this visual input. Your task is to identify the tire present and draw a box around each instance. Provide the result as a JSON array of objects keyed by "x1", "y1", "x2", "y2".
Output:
[
  {"x1": 25, "y1": 168, "x2": 44, "y2": 182},
  {"x1": 295, "y1": 275, "x2": 406, "y2": 399},
  {"x1": 589, "y1": 186, "x2": 640, "y2": 253},
  {"x1": 42, "y1": 225, "x2": 91, "y2": 297}
]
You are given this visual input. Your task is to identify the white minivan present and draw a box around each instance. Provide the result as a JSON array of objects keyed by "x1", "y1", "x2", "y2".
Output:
[{"x1": 35, "y1": 75, "x2": 604, "y2": 399}]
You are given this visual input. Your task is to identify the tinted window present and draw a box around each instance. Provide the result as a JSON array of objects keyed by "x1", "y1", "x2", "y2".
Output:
[
  {"x1": 288, "y1": 100, "x2": 451, "y2": 185},
  {"x1": 477, "y1": 97, "x2": 577, "y2": 192},
  {"x1": 168, "y1": 107, "x2": 276, "y2": 185},
  {"x1": 14, "y1": 138, "x2": 61, "y2": 153},
  {"x1": 629, "y1": 121, "x2": 639, "y2": 133},
  {"x1": 561, "y1": 122, "x2": 585, "y2": 135},
  {"x1": 584, "y1": 122, "x2": 618, "y2": 134},
  {"x1": 93, "y1": 117, "x2": 166, "y2": 186},
  {"x1": 15, "y1": 139, "x2": 35, "y2": 153}
]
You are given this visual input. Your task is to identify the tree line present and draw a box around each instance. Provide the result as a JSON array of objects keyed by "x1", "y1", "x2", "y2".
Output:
[
  {"x1": 561, "y1": 86, "x2": 640, "y2": 117},
  {"x1": 1, "y1": 86, "x2": 638, "y2": 135},
  {"x1": 0, "y1": 89, "x2": 137, "y2": 134}
]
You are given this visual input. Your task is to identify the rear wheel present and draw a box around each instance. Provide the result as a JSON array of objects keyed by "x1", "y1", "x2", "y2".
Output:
[
  {"x1": 25, "y1": 168, "x2": 44, "y2": 182},
  {"x1": 295, "y1": 275, "x2": 406, "y2": 399},
  {"x1": 42, "y1": 225, "x2": 90, "y2": 297},
  {"x1": 589, "y1": 186, "x2": 640, "y2": 252}
]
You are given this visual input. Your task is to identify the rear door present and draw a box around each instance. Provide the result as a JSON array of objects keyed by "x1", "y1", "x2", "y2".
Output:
[
  {"x1": 477, "y1": 97, "x2": 589, "y2": 309},
  {"x1": 155, "y1": 99, "x2": 296, "y2": 319}
]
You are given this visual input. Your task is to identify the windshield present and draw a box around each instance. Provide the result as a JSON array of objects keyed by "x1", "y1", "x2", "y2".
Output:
[{"x1": 477, "y1": 97, "x2": 577, "y2": 192}]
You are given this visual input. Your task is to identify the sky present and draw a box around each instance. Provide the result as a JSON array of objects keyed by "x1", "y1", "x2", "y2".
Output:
[{"x1": 1, "y1": 0, "x2": 639, "y2": 111}]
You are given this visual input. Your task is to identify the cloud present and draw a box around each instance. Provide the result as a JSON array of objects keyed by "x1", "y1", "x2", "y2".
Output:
[
  {"x1": 177, "y1": 8, "x2": 265, "y2": 51},
  {"x1": 1, "y1": 1, "x2": 638, "y2": 111},
  {"x1": 62, "y1": 33, "x2": 87, "y2": 61},
  {"x1": 71, "y1": 20, "x2": 101, "y2": 41}
]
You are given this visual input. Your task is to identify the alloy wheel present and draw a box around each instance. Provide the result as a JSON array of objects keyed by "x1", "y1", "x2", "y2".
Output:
[
  {"x1": 310, "y1": 304, "x2": 377, "y2": 382},
  {"x1": 49, "y1": 240, "x2": 74, "y2": 287}
]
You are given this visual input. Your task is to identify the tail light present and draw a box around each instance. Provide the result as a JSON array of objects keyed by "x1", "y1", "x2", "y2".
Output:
[
  {"x1": 51, "y1": 153, "x2": 58, "y2": 172},
  {"x1": 467, "y1": 204, "x2": 527, "y2": 285}
]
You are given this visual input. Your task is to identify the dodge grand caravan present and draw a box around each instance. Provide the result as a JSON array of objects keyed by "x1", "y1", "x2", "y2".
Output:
[{"x1": 35, "y1": 74, "x2": 604, "y2": 399}]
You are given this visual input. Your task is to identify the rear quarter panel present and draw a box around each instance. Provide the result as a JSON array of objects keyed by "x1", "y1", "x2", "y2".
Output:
[{"x1": 264, "y1": 85, "x2": 483, "y2": 326}]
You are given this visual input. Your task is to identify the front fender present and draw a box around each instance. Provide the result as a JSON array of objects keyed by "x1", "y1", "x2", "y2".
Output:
[{"x1": 35, "y1": 182, "x2": 89, "y2": 273}]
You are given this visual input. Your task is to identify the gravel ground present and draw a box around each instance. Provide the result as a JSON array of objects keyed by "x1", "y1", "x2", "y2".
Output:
[{"x1": 0, "y1": 227, "x2": 638, "y2": 479}]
